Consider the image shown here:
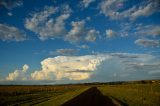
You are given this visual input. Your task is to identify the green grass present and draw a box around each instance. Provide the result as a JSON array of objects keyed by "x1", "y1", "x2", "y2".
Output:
[
  {"x1": 0, "y1": 81, "x2": 159, "y2": 106},
  {"x1": 36, "y1": 87, "x2": 89, "y2": 106},
  {"x1": 98, "y1": 83, "x2": 160, "y2": 106},
  {"x1": 0, "y1": 85, "x2": 88, "y2": 106}
]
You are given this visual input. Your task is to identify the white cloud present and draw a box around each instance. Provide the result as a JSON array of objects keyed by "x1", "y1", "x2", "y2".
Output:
[
  {"x1": 0, "y1": 24, "x2": 26, "y2": 41},
  {"x1": 86, "y1": 17, "x2": 91, "y2": 21},
  {"x1": 99, "y1": 0, "x2": 126, "y2": 20},
  {"x1": 0, "y1": 78, "x2": 4, "y2": 81},
  {"x1": 39, "y1": 14, "x2": 70, "y2": 40},
  {"x1": 148, "y1": 70, "x2": 160, "y2": 75},
  {"x1": 131, "y1": 0, "x2": 159, "y2": 20},
  {"x1": 125, "y1": 62, "x2": 160, "y2": 73},
  {"x1": 149, "y1": 26, "x2": 160, "y2": 37},
  {"x1": 112, "y1": 23, "x2": 160, "y2": 38},
  {"x1": 49, "y1": 48, "x2": 77, "y2": 56},
  {"x1": 3, "y1": 53, "x2": 160, "y2": 82},
  {"x1": 99, "y1": 0, "x2": 159, "y2": 20},
  {"x1": 78, "y1": 45, "x2": 89, "y2": 49},
  {"x1": 31, "y1": 55, "x2": 108, "y2": 80},
  {"x1": 66, "y1": 20, "x2": 85, "y2": 42},
  {"x1": 81, "y1": 0, "x2": 95, "y2": 8},
  {"x1": 6, "y1": 64, "x2": 29, "y2": 81},
  {"x1": 135, "y1": 39, "x2": 160, "y2": 47},
  {"x1": 106, "y1": 29, "x2": 117, "y2": 38},
  {"x1": 91, "y1": 53, "x2": 160, "y2": 81},
  {"x1": 31, "y1": 53, "x2": 160, "y2": 81},
  {"x1": 0, "y1": 0, "x2": 23, "y2": 9},
  {"x1": 135, "y1": 25, "x2": 160, "y2": 37},
  {"x1": 25, "y1": 6, "x2": 57, "y2": 30},
  {"x1": 25, "y1": 5, "x2": 99, "y2": 43},
  {"x1": 60, "y1": 4, "x2": 72, "y2": 14},
  {"x1": 25, "y1": 5, "x2": 70, "y2": 40},
  {"x1": 7, "y1": 12, "x2": 13, "y2": 16},
  {"x1": 86, "y1": 29, "x2": 99, "y2": 42},
  {"x1": 66, "y1": 20, "x2": 99, "y2": 43}
]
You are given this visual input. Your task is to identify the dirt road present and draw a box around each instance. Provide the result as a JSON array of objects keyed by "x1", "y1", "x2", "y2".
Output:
[{"x1": 61, "y1": 87, "x2": 117, "y2": 106}]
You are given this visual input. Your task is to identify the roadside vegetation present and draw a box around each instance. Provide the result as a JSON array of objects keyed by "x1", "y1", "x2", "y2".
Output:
[
  {"x1": 98, "y1": 82, "x2": 160, "y2": 106},
  {"x1": 0, "y1": 85, "x2": 88, "y2": 106},
  {"x1": 0, "y1": 80, "x2": 159, "y2": 106},
  {"x1": 37, "y1": 87, "x2": 89, "y2": 106}
]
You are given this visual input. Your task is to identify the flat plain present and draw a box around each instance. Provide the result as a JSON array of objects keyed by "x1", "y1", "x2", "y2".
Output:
[{"x1": 0, "y1": 80, "x2": 159, "y2": 106}]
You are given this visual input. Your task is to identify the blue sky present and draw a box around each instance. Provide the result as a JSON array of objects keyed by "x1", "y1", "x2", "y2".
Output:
[{"x1": 0, "y1": 0, "x2": 160, "y2": 84}]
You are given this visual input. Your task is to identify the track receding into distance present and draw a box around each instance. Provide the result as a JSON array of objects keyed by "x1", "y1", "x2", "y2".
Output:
[{"x1": 61, "y1": 87, "x2": 117, "y2": 106}]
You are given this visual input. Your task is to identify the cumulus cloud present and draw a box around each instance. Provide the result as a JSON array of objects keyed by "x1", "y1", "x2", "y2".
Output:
[
  {"x1": 124, "y1": 61, "x2": 160, "y2": 79},
  {"x1": 60, "y1": 4, "x2": 72, "y2": 14},
  {"x1": 7, "y1": 12, "x2": 13, "y2": 16},
  {"x1": 66, "y1": 20, "x2": 99, "y2": 43},
  {"x1": 25, "y1": 5, "x2": 70, "y2": 40},
  {"x1": 114, "y1": 23, "x2": 160, "y2": 38},
  {"x1": 135, "y1": 39, "x2": 160, "y2": 47},
  {"x1": 0, "y1": 0, "x2": 23, "y2": 9},
  {"x1": 110, "y1": 53, "x2": 140, "y2": 59},
  {"x1": 118, "y1": 53, "x2": 160, "y2": 72},
  {"x1": 149, "y1": 26, "x2": 160, "y2": 36},
  {"x1": 131, "y1": 0, "x2": 159, "y2": 20},
  {"x1": 66, "y1": 20, "x2": 85, "y2": 42},
  {"x1": 78, "y1": 45, "x2": 89, "y2": 49},
  {"x1": 126, "y1": 62, "x2": 160, "y2": 71},
  {"x1": 86, "y1": 17, "x2": 91, "y2": 21},
  {"x1": 135, "y1": 25, "x2": 160, "y2": 37},
  {"x1": 0, "y1": 24, "x2": 26, "y2": 41},
  {"x1": 0, "y1": 78, "x2": 4, "y2": 82},
  {"x1": 31, "y1": 55, "x2": 108, "y2": 80},
  {"x1": 49, "y1": 48, "x2": 77, "y2": 56},
  {"x1": 3, "y1": 53, "x2": 160, "y2": 83},
  {"x1": 31, "y1": 53, "x2": 160, "y2": 81},
  {"x1": 25, "y1": 6, "x2": 57, "y2": 31},
  {"x1": 39, "y1": 14, "x2": 70, "y2": 40},
  {"x1": 99, "y1": 0, "x2": 125, "y2": 20},
  {"x1": 81, "y1": 0, "x2": 95, "y2": 8},
  {"x1": 86, "y1": 29, "x2": 99, "y2": 41},
  {"x1": 106, "y1": 29, "x2": 117, "y2": 38},
  {"x1": 25, "y1": 5, "x2": 99, "y2": 43},
  {"x1": 99, "y1": 0, "x2": 159, "y2": 20},
  {"x1": 148, "y1": 70, "x2": 160, "y2": 75},
  {"x1": 6, "y1": 64, "x2": 29, "y2": 81},
  {"x1": 91, "y1": 53, "x2": 160, "y2": 81}
]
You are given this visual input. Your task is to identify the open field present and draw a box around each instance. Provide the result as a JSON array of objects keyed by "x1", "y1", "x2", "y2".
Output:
[
  {"x1": 98, "y1": 83, "x2": 160, "y2": 106},
  {"x1": 0, "y1": 80, "x2": 160, "y2": 106},
  {"x1": 0, "y1": 85, "x2": 89, "y2": 106}
]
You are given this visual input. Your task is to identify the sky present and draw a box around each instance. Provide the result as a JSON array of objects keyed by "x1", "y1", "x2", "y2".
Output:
[{"x1": 0, "y1": 0, "x2": 160, "y2": 85}]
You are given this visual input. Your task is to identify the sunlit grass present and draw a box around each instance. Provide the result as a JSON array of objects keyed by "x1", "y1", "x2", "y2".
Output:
[
  {"x1": 37, "y1": 87, "x2": 89, "y2": 106},
  {"x1": 0, "y1": 81, "x2": 159, "y2": 106},
  {"x1": 0, "y1": 85, "x2": 88, "y2": 105},
  {"x1": 98, "y1": 83, "x2": 160, "y2": 106}
]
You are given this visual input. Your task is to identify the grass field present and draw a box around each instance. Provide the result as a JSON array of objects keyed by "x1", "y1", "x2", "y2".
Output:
[
  {"x1": 37, "y1": 87, "x2": 89, "y2": 106},
  {"x1": 0, "y1": 80, "x2": 160, "y2": 106},
  {"x1": 98, "y1": 83, "x2": 160, "y2": 106},
  {"x1": 0, "y1": 85, "x2": 88, "y2": 106}
]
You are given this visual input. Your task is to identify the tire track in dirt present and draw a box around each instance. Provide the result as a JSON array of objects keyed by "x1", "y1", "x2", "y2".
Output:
[{"x1": 61, "y1": 87, "x2": 117, "y2": 106}]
